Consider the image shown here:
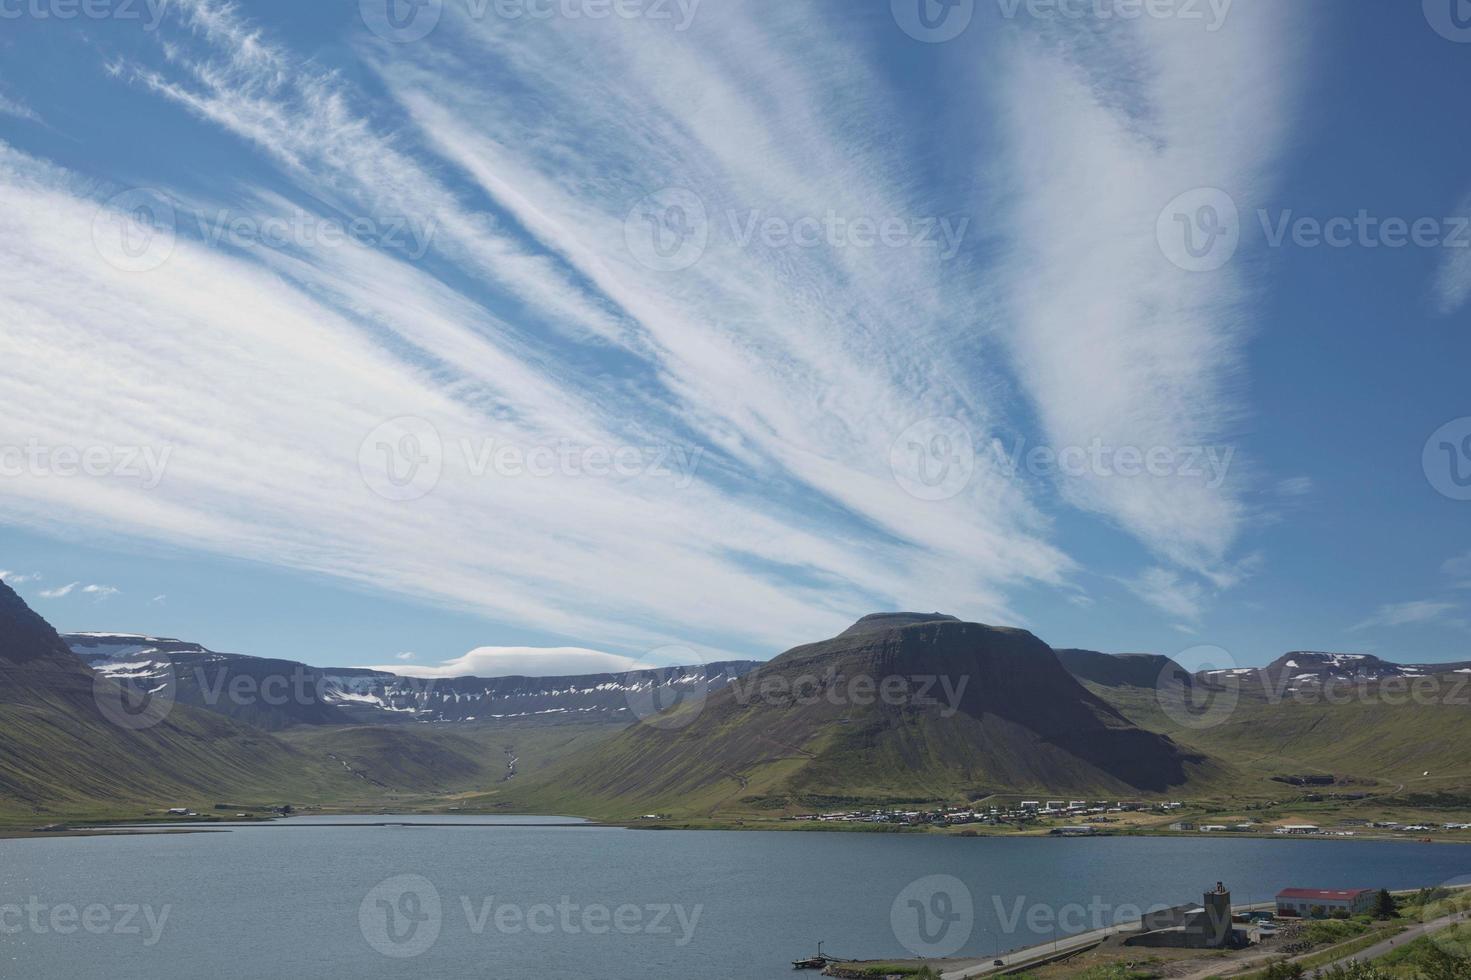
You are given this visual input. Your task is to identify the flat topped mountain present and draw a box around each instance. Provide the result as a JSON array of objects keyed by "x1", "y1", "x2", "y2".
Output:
[
  {"x1": 837, "y1": 612, "x2": 962, "y2": 637},
  {"x1": 1054, "y1": 648, "x2": 1187, "y2": 690},
  {"x1": 518, "y1": 613, "x2": 1218, "y2": 818}
]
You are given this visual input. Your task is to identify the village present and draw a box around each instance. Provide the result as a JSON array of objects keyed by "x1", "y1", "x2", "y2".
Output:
[{"x1": 780, "y1": 798, "x2": 1471, "y2": 840}]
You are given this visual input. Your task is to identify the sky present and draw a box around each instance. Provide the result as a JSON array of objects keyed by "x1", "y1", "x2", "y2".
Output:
[{"x1": 0, "y1": 0, "x2": 1469, "y2": 676}]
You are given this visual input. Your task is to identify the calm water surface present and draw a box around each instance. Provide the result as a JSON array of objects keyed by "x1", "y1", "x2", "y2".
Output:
[{"x1": 4, "y1": 817, "x2": 1470, "y2": 980}]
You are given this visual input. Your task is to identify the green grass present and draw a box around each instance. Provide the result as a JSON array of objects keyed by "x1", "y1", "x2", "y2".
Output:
[
  {"x1": 1231, "y1": 925, "x2": 1404, "y2": 980},
  {"x1": 1376, "y1": 923, "x2": 1471, "y2": 977}
]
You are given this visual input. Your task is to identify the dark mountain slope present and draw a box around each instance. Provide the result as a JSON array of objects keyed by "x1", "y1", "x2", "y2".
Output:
[
  {"x1": 0, "y1": 581, "x2": 354, "y2": 816},
  {"x1": 509, "y1": 614, "x2": 1220, "y2": 818}
]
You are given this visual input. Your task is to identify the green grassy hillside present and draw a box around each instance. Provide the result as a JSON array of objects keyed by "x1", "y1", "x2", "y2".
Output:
[
  {"x1": 489, "y1": 614, "x2": 1228, "y2": 820},
  {"x1": 1072, "y1": 665, "x2": 1471, "y2": 795}
]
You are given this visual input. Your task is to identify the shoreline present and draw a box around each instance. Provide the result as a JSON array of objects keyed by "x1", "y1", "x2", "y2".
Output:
[{"x1": 7, "y1": 811, "x2": 1471, "y2": 846}]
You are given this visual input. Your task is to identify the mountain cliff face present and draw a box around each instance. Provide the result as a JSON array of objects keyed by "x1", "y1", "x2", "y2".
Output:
[
  {"x1": 0, "y1": 581, "x2": 345, "y2": 815},
  {"x1": 1053, "y1": 648, "x2": 1187, "y2": 690},
  {"x1": 518, "y1": 614, "x2": 1217, "y2": 817},
  {"x1": 63, "y1": 633, "x2": 759, "y2": 731}
]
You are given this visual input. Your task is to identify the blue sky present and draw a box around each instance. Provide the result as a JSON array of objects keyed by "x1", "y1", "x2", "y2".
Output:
[{"x1": 1, "y1": 0, "x2": 1469, "y2": 675}]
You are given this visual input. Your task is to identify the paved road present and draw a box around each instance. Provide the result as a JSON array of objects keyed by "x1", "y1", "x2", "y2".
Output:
[
  {"x1": 1310, "y1": 910, "x2": 1470, "y2": 977},
  {"x1": 1175, "y1": 910, "x2": 1468, "y2": 980},
  {"x1": 942, "y1": 904, "x2": 1278, "y2": 980}
]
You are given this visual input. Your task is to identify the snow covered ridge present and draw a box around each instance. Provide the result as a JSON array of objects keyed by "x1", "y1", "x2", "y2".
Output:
[
  {"x1": 60, "y1": 632, "x2": 760, "y2": 726},
  {"x1": 1194, "y1": 649, "x2": 1471, "y2": 698}
]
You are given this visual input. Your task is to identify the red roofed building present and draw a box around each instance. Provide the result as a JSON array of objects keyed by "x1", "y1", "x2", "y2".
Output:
[{"x1": 1276, "y1": 888, "x2": 1376, "y2": 917}]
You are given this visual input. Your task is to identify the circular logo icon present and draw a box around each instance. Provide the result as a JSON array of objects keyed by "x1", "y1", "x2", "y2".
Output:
[
  {"x1": 1155, "y1": 645, "x2": 1240, "y2": 730},
  {"x1": 360, "y1": 0, "x2": 443, "y2": 42},
  {"x1": 1156, "y1": 187, "x2": 1240, "y2": 272},
  {"x1": 360, "y1": 874, "x2": 442, "y2": 958},
  {"x1": 624, "y1": 188, "x2": 709, "y2": 272},
  {"x1": 359, "y1": 416, "x2": 444, "y2": 502},
  {"x1": 1418, "y1": 876, "x2": 1471, "y2": 961},
  {"x1": 92, "y1": 188, "x2": 177, "y2": 273},
  {"x1": 890, "y1": 417, "x2": 975, "y2": 501},
  {"x1": 622, "y1": 645, "x2": 711, "y2": 731},
  {"x1": 1424, "y1": 418, "x2": 1471, "y2": 501},
  {"x1": 92, "y1": 659, "x2": 178, "y2": 731},
  {"x1": 1425, "y1": 0, "x2": 1471, "y2": 43},
  {"x1": 891, "y1": 0, "x2": 975, "y2": 43},
  {"x1": 892, "y1": 874, "x2": 974, "y2": 959}
]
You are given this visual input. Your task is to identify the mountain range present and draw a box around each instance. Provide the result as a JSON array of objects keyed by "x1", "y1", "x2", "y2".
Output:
[
  {"x1": 64, "y1": 632, "x2": 758, "y2": 731},
  {"x1": 5, "y1": 578, "x2": 1471, "y2": 822}
]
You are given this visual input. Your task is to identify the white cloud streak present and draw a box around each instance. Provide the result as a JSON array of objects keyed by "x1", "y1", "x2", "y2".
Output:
[
  {"x1": 988, "y1": 5, "x2": 1300, "y2": 577},
  {"x1": 374, "y1": 645, "x2": 645, "y2": 679},
  {"x1": 0, "y1": 0, "x2": 1298, "y2": 657},
  {"x1": 1351, "y1": 600, "x2": 1461, "y2": 632}
]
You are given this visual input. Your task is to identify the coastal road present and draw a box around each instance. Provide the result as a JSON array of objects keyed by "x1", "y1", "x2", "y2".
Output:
[
  {"x1": 1309, "y1": 910, "x2": 1470, "y2": 977},
  {"x1": 939, "y1": 923, "x2": 1131, "y2": 980},
  {"x1": 942, "y1": 905, "x2": 1278, "y2": 980},
  {"x1": 1174, "y1": 909, "x2": 1469, "y2": 980}
]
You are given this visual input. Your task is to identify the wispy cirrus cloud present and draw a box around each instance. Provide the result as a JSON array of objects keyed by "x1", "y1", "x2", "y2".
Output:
[
  {"x1": 0, "y1": 0, "x2": 1302, "y2": 657},
  {"x1": 1431, "y1": 193, "x2": 1471, "y2": 314},
  {"x1": 987, "y1": 4, "x2": 1301, "y2": 594},
  {"x1": 1121, "y1": 566, "x2": 1207, "y2": 622},
  {"x1": 0, "y1": 93, "x2": 40, "y2": 123},
  {"x1": 373, "y1": 645, "x2": 645, "y2": 679},
  {"x1": 1351, "y1": 599, "x2": 1462, "y2": 632},
  {"x1": 38, "y1": 582, "x2": 79, "y2": 599},
  {"x1": 1443, "y1": 552, "x2": 1471, "y2": 589}
]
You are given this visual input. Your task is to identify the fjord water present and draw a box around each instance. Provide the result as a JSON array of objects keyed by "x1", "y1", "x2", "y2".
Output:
[{"x1": 4, "y1": 817, "x2": 1470, "y2": 980}]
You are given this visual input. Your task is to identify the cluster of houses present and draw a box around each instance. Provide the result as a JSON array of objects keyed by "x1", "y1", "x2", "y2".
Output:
[
  {"x1": 791, "y1": 799, "x2": 1185, "y2": 826},
  {"x1": 1166, "y1": 819, "x2": 1471, "y2": 838}
]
